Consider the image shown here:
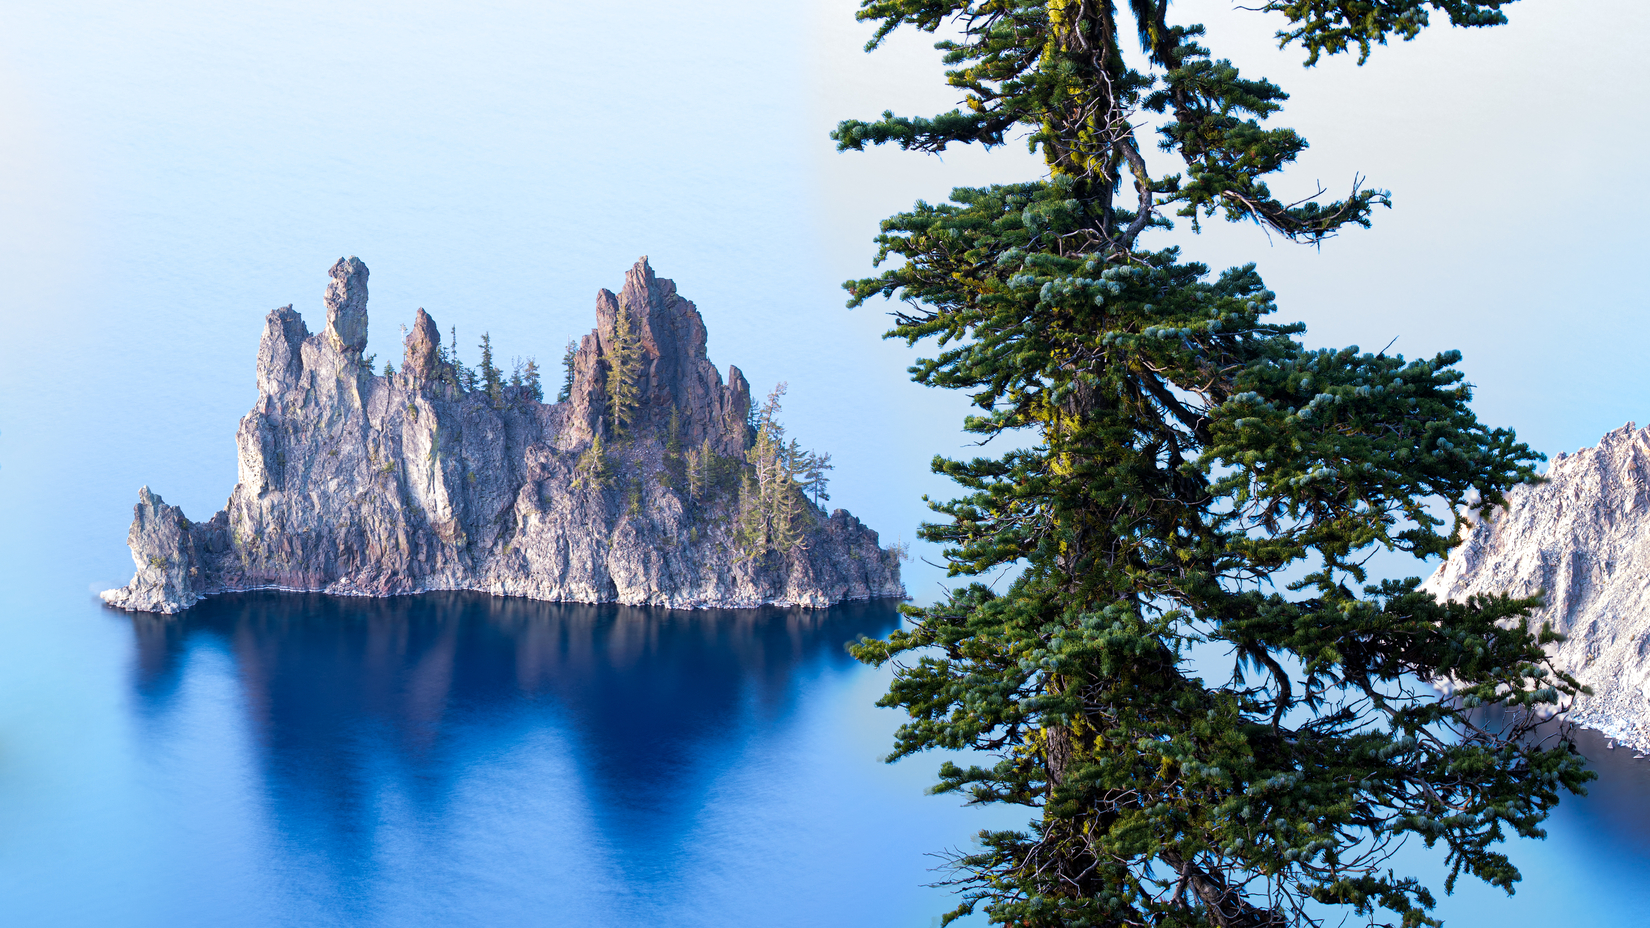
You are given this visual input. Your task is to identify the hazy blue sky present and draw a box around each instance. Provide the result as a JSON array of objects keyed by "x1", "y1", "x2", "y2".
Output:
[{"x1": 2, "y1": 0, "x2": 1646, "y2": 600}]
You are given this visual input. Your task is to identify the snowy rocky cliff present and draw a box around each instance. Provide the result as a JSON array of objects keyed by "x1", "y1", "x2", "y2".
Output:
[
  {"x1": 1424, "y1": 422, "x2": 1650, "y2": 751},
  {"x1": 103, "y1": 257, "x2": 905, "y2": 615}
]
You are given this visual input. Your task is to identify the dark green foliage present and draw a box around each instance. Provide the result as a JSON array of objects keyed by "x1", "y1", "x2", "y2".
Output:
[
  {"x1": 447, "y1": 326, "x2": 477, "y2": 392},
  {"x1": 834, "y1": 0, "x2": 1395, "y2": 245},
  {"x1": 523, "y1": 357, "x2": 544, "y2": 402},
  {"x1": 575, "y1": 432, "x2": 611, "y2": 489},
  {"x1": 838, "y1": 2, "x2": 1589, "y2": 926},
  {"x1": 733, "y1": 384, "x2": 834, "y2": 556},
  {"x1": 557, "y1": 339, "x2": 577, "y2": 403},
  {"x1": 1265, "y1": 1, "x2": 1514, "y2": 65},
  {"x1": 479, "y1": 332, "x2": 503, "y2": 407},
  {"x1": 606, "y1": 303, "x2": 644, "y2": 437},
  {"x1": 382, "y1": 359, "x2": 396, "y2": 377},
  {"x1": 802, "y1": 449, "x2": 833, "y2": 507}
]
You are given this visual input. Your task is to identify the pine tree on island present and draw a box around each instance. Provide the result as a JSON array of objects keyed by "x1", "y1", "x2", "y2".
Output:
[
  {"x1": 478, "y1": 332, "x2": 503, "y2": 408},
  {"x1": 523, "y1": 356, "x2": 544, "y2": 402},
  {"x1": 801, "y1": 450, "x2": 832, "y2": 507},
  {"x1": 605, "y1": 301, "x2": 644, "y2": 438},
  {"x1": 575, "y1": 429, "x2": 610, "y2": 489},
  {"x1": 836, "y1": 2, "x2": 1591, "y2": 926},
  {"x1": 445, "y1": 325, "x2": 478, "y2": 392},
  {"x1": 666, "y1": 405, "x2": 683, "y2": 458},
  {"x1": 735, "y1": 383, "x2": 831, "y2": 557},
  {"x1": 689, "y1": 438, "x2": 712, "y2": 502},
  {"x1": 557, "y1": 338, "x2": 577, "y2": 404}
]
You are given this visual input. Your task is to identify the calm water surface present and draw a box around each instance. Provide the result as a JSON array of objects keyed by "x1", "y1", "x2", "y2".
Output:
[
  {"x1": 1, "y1": 419, "x2": 1647, "y2": 928},
  {"x1": 1, "y1": 581, "x2": 1648, "y2": 927},
  {"x1": 2, "y1": 589, "x2": 1018, "y2": 927}
]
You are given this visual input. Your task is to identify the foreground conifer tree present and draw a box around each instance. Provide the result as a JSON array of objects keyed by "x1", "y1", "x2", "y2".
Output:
[{"x1": 838, "y1": 2, "x2": 1592, "y2": 925}]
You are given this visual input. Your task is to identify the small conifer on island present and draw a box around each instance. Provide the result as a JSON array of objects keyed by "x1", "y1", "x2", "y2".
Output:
[
  {"x1": 837, "y1": 2, "x2": 1591, "y2": 926},
  {"x1": 557, "y1": 338, "x2": 578, "y2": 403},
  {"x1": 801, "y1": 450, "x2": 833, "y2": 507},
  {"x1": 478, "y1": 332, "x2": 503, "y2": 408},
  {"x1": 522, "y1": 356, "x2": 544, "y2": 402},
  {"x1": 575, "y1": 431, "x2": 611, "y2": 489},
  {"x1": 605, "y1": 301, "x2": 645, "y2": 438},
  {"x1": 445, "y1": 326, "x2": 479, "y2": 392},
  {"x1": 742, "y1": 384, "x2": 835, "y2": 555},
  {"x1": 685, "y1": 437, "x2": 715, "y2": 503}
]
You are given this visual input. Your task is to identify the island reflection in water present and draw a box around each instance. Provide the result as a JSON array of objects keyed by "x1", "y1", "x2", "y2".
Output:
[
  {"x1": 117, "y1": 592, "x2": 1650, "y2": 928},
  {"x1": 124, "y1": 592, "x2": 904, "y2": 927}
]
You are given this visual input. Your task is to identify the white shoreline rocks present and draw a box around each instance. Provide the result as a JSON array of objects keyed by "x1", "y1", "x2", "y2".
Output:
[
  {"x1": 103, "y1": 257, "x2": 905, "y2": 615},
  {"x1": 1423, "y1": 421, "x2": 1650, "y2": 753}
]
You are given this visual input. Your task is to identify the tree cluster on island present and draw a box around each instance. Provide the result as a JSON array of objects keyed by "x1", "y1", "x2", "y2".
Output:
[
  {"x1": 567, "y1": 298, "x2": 837, "y2": 561},
  {"x1": 357, "y1": 290, "x2": 841, "y2": 565},
  {"x1": 372, "y1": 326, "x2": 545, "y2": 407},
  {"x1": 836, "y1": 2, "x2": 1590, "y2": 927},
  {"x1": 363, "y1": 292, "x2": 840, "y2": 565}
]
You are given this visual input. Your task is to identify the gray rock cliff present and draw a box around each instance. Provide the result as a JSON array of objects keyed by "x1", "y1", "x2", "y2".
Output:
[
  {"x1": 1424, "y1": 422, "x2": 1650, "y2": 752},
  {"x1": 104, "y1": 257, "x2": 906, "y2": 615}
]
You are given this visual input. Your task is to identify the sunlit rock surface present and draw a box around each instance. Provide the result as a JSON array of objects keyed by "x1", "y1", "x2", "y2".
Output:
[
  {"x1": 104, "y1": 257, "x2": 905, "y2": 614},
  {"x1": 1424, "y1": 422, "x2": 1650, "y2": 751}
]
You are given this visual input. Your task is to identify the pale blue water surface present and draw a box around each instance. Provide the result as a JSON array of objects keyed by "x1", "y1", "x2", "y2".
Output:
[{"x1": 5, "y1": 1, "x2": 1650, "y2": 925}]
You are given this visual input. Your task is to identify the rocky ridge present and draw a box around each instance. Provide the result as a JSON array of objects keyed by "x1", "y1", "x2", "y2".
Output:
[
  {"x1": 1424, "y1": 422, "x2": 1650, "y2": 752},
  {"x1": 103, "y1": 257, "x2": 905, "y2": 615}
]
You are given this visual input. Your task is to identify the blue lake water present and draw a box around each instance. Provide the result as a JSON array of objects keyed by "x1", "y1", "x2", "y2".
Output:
[
  {"x1": 2, "y1": 573, "x2": 1649, "y2": 926},
  {"x1": 0, "y1": 587, "x2": 1017, "y2": 927}
]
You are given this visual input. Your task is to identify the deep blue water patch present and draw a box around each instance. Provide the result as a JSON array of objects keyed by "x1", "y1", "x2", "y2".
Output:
[
  {"x1": 1, "y1": 590, "x2": 1024, "y2": 928},
  {"x1": 128, "y1": 593, "x2": 900, "y2": 891}
]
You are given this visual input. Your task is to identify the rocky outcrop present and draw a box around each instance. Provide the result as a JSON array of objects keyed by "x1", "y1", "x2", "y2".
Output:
[
  {"x1": 1424, "y1": 422, "x2": 1650, "y2": 751},
  {"x1": 559, "y1": 259, "x2": 751, "y2": 456},
  {"x1": 104, "y1": 257, "x2": 905, "y2": 615},
  {"x1": 101, "y1": 487, "x2": 207, "y2": 614}
]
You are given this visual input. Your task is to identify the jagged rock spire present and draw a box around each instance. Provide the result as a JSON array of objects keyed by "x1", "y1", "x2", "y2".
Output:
[
  {"x1": 255, "y1": 305, "x2": 309, "y2": 396},
  {"x1": 564, "y1": 257, "x2": 752, "y2": 455},
  {"x1": 324, "y1": 256, "x2": 369, "y2": 355},
  {"x1": 403, "y1": 307, "x2": 443, "y2": 379}
]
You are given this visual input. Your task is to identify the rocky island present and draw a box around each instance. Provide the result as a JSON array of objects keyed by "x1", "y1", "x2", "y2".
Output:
[
  {"x1": 1425, "y1": 422, "x2": 1650, "y2": 752},
  {"x1": 103, "y1": 257, "x2": 905, "y2": 614}
]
